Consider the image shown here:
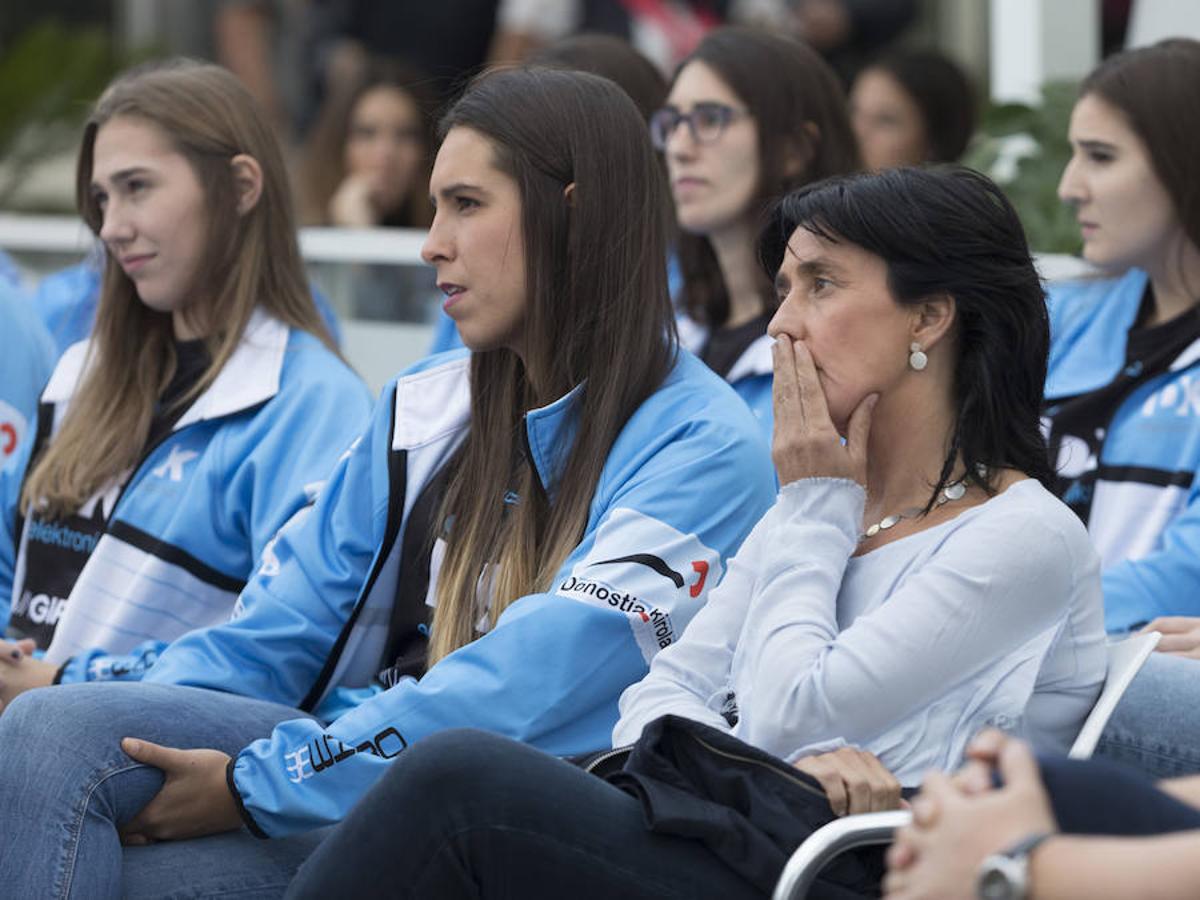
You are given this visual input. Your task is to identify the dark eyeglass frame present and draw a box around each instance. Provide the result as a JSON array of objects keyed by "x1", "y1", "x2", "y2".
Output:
[{"x1": 649, "y1": 101, "x2": 751, "y2": 151}]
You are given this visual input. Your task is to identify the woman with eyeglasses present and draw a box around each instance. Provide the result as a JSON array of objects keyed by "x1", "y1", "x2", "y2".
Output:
[{"x1": 650, "y1": 26, "x2": 860, "y2": 437}]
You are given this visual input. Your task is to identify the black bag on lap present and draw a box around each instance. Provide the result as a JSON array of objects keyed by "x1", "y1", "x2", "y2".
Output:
[{"x1": 591, "y1": 715, "x2": 884, "y2": 898}]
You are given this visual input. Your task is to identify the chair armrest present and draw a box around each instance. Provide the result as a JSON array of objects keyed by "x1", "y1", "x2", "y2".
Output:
[{"x1": 771, "y1": 809, "x2": 911, "y2": 900}]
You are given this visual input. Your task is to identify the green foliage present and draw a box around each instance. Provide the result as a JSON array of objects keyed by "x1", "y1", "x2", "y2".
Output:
[
  {"x1": 0, "y1": 20, "x2": 128, "y2": 209},
  {"x1": 963, "y1": 81, "x2": 1082, "y2": 254}
]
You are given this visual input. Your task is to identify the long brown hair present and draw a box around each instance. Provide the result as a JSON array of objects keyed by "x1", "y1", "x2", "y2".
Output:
[
  {"x1": 428, "y1": 67, "x2": 676, "y2": 664},
  {"x1": 673, "y1": 27, "x2": 860, "y2": 326},
  {"x1": 297, "y1": 58, "x2": 436, "y2": 228},
  {"x1": 23, "y1": 59, "x2": 335, "y2": 520}
]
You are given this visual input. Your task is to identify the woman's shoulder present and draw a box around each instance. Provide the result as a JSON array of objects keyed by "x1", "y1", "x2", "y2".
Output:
[
  {"x1": 1045, "y1": 268, "x2": 1148, "y2": 396},
  {"x1": 1046, "y1": 268, "x2": 1146, "y2": 338},
  {"x1": 633, "y1": 350, "x2": 769, "y2": 446},
  {"x1": 278, "y1": 325, "x2": 367, "y2": 393},
  {"x1": 946, "y1": 479, "x2": 1095, "y2": 564}
]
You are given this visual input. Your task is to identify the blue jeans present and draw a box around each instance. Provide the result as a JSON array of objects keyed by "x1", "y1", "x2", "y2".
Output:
[
  {"x1": 287, "y1": 728, "x2": 764, "y2": 899},
  {"x1": 0, "y1": 682, "x2": 327, "y2": 899},
  {"x1": 1096, "y1": 652, "x2": 1200, "y2": 779}
]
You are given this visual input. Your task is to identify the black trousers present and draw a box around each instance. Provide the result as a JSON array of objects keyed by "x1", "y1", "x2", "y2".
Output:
[{"x1": 286, "y1": 730, "x2": 1200, "y2": 900}]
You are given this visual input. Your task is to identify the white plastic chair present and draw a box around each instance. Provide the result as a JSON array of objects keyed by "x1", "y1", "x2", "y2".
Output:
[{"x1": 770, "y1": 631, "x2": 1162, "y2": 900}]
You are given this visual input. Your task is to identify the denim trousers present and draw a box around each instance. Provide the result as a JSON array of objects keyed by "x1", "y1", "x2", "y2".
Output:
[
  {"x1": 0, "y1": 682, "x2": 327, "y2": 899},
  {"x1": 1095, "y1": 652, "x2": 1200, "y2": 779},
  {"x1": 287, "y1": 728, "x2": 766, "y2": 900}
]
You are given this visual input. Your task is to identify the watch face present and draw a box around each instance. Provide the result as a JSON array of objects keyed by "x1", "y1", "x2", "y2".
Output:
[{"x1": 978, "y1": 867, "x2": 1014, "y2": 900}]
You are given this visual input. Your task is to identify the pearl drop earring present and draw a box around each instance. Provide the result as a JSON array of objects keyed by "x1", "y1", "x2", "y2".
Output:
[{"x1": 909, "y1": 342, "x2": 928, "y2": 371}]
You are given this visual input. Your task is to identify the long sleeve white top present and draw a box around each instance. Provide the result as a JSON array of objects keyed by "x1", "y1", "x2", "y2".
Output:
[{"x1": 613, "y1": 477, "x2": 1108, "y2": 785}]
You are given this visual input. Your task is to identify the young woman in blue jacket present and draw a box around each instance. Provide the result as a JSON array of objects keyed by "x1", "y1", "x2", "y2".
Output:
[
  {"x1": 0, "y1": 61, "x2": 371, "y2": 692},
  {"x1": 0, "y1": 67, "x2": 774, "y2": 896},
  {"x1": 1040, "y1": 40, "x2": 1200, "y2": 780}
]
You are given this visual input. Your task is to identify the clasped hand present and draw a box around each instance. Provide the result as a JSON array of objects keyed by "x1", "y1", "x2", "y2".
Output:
[
  {"x1": 119, "y1": 738, "x2": 241, "y2": 844},
  {"x1": 771, "y1": 338, "x2": 876, "y2": 488}
]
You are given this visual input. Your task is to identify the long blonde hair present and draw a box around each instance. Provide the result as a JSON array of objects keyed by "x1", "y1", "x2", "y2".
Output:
[
  {"x1": 23, "y1": 59, "x2": 335, "y2": 520},
  {"x1": 427, "y1": 68, "x2": 676, "y2": 664}
]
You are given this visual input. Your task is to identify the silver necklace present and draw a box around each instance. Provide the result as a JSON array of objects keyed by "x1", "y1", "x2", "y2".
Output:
[{"x1": 859, "y1": 472, "x2": 975, "y2": 542}]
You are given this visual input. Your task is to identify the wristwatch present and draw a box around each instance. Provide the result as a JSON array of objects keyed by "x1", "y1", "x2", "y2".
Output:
[{"x1": 975, "y1": 831, "x2": 1053, "y2": 900}]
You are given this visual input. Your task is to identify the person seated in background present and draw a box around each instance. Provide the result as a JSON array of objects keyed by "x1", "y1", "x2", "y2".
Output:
[
  {"x1": 0, "y1": 59, "x2": 370, "y2": 696},
  {"x1": 1038, "y1": 39, "x2": 1200, "y2": 778},
  {"x1": 849, "y1": 48, "x2": 976, "y2": 170},
  {"x1": 884, "y1": 728, "x2": 1200, "y2": 900},
  {"x1": 284, "y1": 166, "x2": 1107, "y2": 900},
  {"x1": 298, "y1": 58, "x2": 434, "y2": 231},
  {"x1": 0, "y1": 66, "x2": 774, "y2": 897},
  {"x1": 661, "y1": 26, "x2": 859, "y2": 437},
  {"x1": 297, "y1": 57, "x2": 439, "y2": 323}
]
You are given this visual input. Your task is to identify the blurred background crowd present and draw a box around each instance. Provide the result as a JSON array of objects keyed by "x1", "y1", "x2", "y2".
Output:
[{"x1": 0, "y1": 0, "x2": 1195, "y2": 389}]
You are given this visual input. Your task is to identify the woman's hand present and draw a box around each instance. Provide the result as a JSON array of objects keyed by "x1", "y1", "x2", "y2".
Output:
[
  {"x1": 0, "y1": 642, "x2": 59, "y2": 714},
  {"x1": 771, "y1": 337, "x2": 876, "y2": 487},
  {"x1": 328, "y1": 173, "x2": 379, "y2": 228},
  {"x1": 883, "y1": 733, "x2": 1057, "y2": 899},
  {"x1": 1141, "y1": 617, "x2": 1200, "y2": 658},
  {"x1": 793, "y1": 746, "x2": 903, "y2": 816},
  {"x1": 119, "y1": 739, "x2": 240, "y2": 844}
]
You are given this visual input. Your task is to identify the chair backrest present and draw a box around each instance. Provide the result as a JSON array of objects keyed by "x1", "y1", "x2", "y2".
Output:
[{"x1": 1067, "y1": 631, "x2": 1160, "y2": 760}]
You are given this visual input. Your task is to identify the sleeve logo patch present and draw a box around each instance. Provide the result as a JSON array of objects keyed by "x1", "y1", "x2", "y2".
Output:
[
  {"x1": 0, "y1": 399, "x2": 28, "y2": 466},
  {"x1": 555, "y1": 508, "x2": 721, "y2": 663}
]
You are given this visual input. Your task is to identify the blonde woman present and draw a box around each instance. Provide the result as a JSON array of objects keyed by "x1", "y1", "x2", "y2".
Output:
[{"x1": 0, "y1": 60, "x2": 370, "y2": 695}]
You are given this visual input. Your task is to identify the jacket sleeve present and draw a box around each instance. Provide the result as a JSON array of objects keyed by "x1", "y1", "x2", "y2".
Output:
[
  {"x1": 142, "y1": 384, "x2": 395, "y2": 704},
  {"x1": 0, "y1": 435, "x2": 36, "y2": 630},
  {"x1": 612, "y1": 508, "x2": 775, "y2": 745},
  {"x1": 0, "y1": 294, "x2": 55, "y2": 629},
  {"x1": 729, "y1": 478, "x2": 1084, "y2": 760},
  {"x1": 56, "y1": 640, "x2": 166, "y2": 682},
  {"x1": 228, "y1": 417, "x2": 775, "y2": 838},
  {"x1": 1100, "y1": 480, "x2": 1200, "y2": 631}
]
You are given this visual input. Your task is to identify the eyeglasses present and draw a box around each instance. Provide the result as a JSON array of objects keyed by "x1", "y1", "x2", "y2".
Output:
[{"x1": 649, "y1": 102, "x2": 750, "y2": 151}]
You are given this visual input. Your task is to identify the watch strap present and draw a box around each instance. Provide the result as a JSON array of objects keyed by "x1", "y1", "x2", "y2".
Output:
[{"x1": 1000, "y1": 831, "x2": 1053, "y2": 861}]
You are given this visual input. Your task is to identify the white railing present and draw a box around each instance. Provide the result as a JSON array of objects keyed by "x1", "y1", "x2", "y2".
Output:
[
  {"x1": 0, "y1": 213, "x2": 429, "y2": 265},
  {"x1": 0, "y1": 213, "x2": 436, "y2": 394}
]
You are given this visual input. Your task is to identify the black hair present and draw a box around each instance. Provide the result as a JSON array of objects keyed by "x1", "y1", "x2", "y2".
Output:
[
  {"x1": 867, "y1": 49, "x2": 976, "y2": 163},
  {"x1": 759, "y1": 166, "x2": 1053, "y2": 506}
]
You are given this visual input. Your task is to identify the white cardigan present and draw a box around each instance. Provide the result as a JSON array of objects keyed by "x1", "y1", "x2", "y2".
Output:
[{"x1": 614, "y1": 477, "x2": 1108, "y2": 784}]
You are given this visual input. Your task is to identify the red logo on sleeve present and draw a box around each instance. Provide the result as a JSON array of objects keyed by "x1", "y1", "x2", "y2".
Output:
[{"x1": 689, "y1": 560, "x2": 709, "y2": 598}]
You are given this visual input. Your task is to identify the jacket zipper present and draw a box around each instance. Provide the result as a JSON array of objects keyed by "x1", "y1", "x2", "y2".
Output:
[
  {"x1": 687, "y1": 732, "x2": 826, "y2": 799},
  {"x1": 583, "y1": 744, "x2": 633, "y2": 774}
]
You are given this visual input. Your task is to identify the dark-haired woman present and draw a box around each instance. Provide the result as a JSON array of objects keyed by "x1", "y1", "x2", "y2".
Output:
[
  {"x1": 286, "y1": 166, "x2": 1107, "y2": 899},
  {"x1": 1040, "y1": 40, "x2": 1200, "y2": 780},
  {"x1": 656, "y1": 26, "x2": 860, "y2": 437},
  {"x1": 0, "y1": 67, "x2": 774, "y2": 896},
  {"x1": 849, "y1": 48, "x2": 976, "y2": 170}
]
